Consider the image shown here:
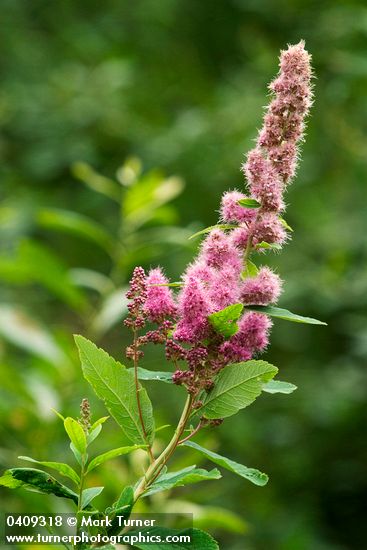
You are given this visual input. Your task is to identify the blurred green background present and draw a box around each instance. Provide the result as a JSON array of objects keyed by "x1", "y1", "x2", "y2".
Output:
[{"x1": 1, "y1": 1, "x2": 366, "y2": 549}]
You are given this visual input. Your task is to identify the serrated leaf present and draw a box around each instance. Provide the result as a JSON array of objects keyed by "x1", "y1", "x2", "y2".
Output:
[
  {"x1": 256, "y1": 241, "x2": 282, "y2": 250},
  {"x1": 262, "y1": 380, "x2": 298, "y2": 394},
  {"x1": 126, "y1": 527, "x2": 219, "y2": 550},
  {"x1": 246, "y1": 305, "x2": 327, "y2": 325},
  {"x1": 189, "y1": 224, "x2": 238, "y2": 240},
  {"x1": 75, "y1": 335, "x2": 155, "y2": 446},
  {"x1": 208, "y1": 303, "x2": 244, "y2": 338},
  {"x1": 237, "y1": 198, "x2": 261, "y2": 208},
  {"x1": 130, "y1": 367, "x2": 173, "y2": 384},
  {"x1": 86, "y1": 445, "x2": 146, "y2": 474},
  {"x1": 81, "y1": 486, "x2": 104, "y2": 509},
  {"x1": 182, "y1": 441, "x2": 268, "y2": 487},
  {"x1": 18, "y1": 457, "x2": 80, "y2": 485},
  {"x1": 64, "y1": 417, "x2": 87, "y2": 456},
  {"x1": 0, "y1": 468, "x2": 78, "y2": 503},
  {"x1": 143, "y1": 466, "x2": 221, "y2": 497},
  {"x1": 197, "y1": 360, "x2": 278, "y2": 419}
]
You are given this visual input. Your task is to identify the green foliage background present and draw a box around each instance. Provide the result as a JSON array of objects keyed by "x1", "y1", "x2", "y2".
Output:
[{"x1": 1, "y1": 1, "x2": 366, "y2": 548}]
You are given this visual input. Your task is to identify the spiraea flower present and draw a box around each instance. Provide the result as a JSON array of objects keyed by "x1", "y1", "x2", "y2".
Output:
[
  {"x1": 125, "y1": 42, "x2": 313, "y2": 400},
  {"x1": 144, "y1": 268, "x2": 177, "y2": 323}
]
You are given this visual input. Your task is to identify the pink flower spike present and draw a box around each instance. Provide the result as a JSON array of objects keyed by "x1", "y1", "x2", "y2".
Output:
[
  {"x1": 220, "y1": 190, "x2": 257, "y2": 223},
  {"x1": 235, "y1": 312, "x2": 272, "y2": 353},
  {"x1": 241, "y1": 267, "x2": 282, "y2": 305},
  {"x1": 200, "y1": 229, "x2": 242, "y2": 273},
  {"x1": 173, "y1": 276, "x2": 212, "y2": 343},
  {"x1": 144, "y1": 268, "x2": 177, "y2": 323}
]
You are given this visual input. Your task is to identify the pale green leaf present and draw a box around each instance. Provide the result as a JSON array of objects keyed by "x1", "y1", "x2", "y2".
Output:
[
  {"x1": 208, "y1": 303, "x2": 244, "y2": 338},
  {"x1": 246, "y1": 305, "x2": 327, "y2": 325},
  {"x1": 256, "y1": 241, "x2": 282, "y2": 250},
  {"x1": 64, "y1": 417, "x2": 87, "y2": 456},
  {"x1": 72, "y1": 161, "x2": 121, "y2": 202},
  {"x1": 182, "y1": 441, "x2": 268, "y2": 486},
  {"x1": 18, "y1": 457, "x2": 80, "y2": 485},
  {"x1": 241, "y1": 260, "x2": 259, "y2": 279},
  {"x1": 86, "y1": 445, "x2": 147, "y2": 473},
  {"x1": 197, "y1": 360, "x2": 278, "y2": 419},
  {"x1": 262, "y1": 380, "x2": 298, "y2": 394},
  {"x1": 237, "y1": 198, "x2": 261, "y2": 208},
  {"x1": 81, "y1": 486, "x2": 104, "y2": 509},
  {"x1": 75, "y1": 335, "x2": 155, "y2": 445}
]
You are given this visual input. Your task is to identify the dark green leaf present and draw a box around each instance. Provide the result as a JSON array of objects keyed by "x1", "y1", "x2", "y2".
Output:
[
  {"x1": 130, "y1": 367, "x2": 173, "y2": 384},
  {"x1": 197, "y1": 360, "x2": 278, "y2": 419},
  {"x1": 262, "y1": 380, "x2": 298, "y2": 394},
  {"x1": 182, "y1": 441, "x2": 268, "y2": 486},
  {"x1": 75, "y1": 335, "x2": 155, "y2": 446},
  {"x1": 18, "y1": 457, "x2": 80, "y2": 485},
  {"x1": 208, "y1": 303, "x2": 244, "y2": 338},
  {"x1": 0, "y1": 468, "x2": 78, "y2": 503},
  {"x1": 143, "y1": 465, "x2": 221, "y2": 497},
  {"x1": 237, "y1": 198, "x2": 261, "y2": 208},
  {"x1": 246, "y1": 305, "x2": 327, "y2": 325}
]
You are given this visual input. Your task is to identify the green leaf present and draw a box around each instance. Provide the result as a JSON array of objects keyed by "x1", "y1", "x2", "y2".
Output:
[
  {"x1": 143, "y1": 466, "x2": 221, "y2": 497},
  {"x1": 197, "y1": 360, "x2": 278, "y2": 419},
  {"x1": 0, "y1": 468, "x2": 78, "y2": 503},
  {"x1": 51, "y1": 408, "x2": 65, "y2": 421},
  {"x1": 36, "y1": 208, "x2": 115, "y2": 255},
  {"x1": 130, "y1": 367, "x2": 173, "y2": 384},
  {"x1": 262, "y1": 380, "x2": 298, "y2": 394},
  {"x1": 86, "y1": 416, "x2": 110, "y2": 446},
  {"x1": 106, "y1": 486, "x2": 134, "y2": 536},
  {"x1": 237, "y1": 198, "x2": 261, "y2": 208},
  {"x1": 208, "y1": 303, "x2": 244, "y2": 339},
  {"x1": 70, "y1": 443, "x2": 83, "y2": 466},
  {"x1": 182, "y1": 441, "x2": 268, "y2": 487},
  {"x1": 241, "y1": 260, "x2": 259, "y2": 279},
  {"x1": 150, "y1": 281, "x2": 183, "y2": 288},
  {"x1": 75, "y1": 335, "x2": 155, "y2": 446},
  {"x1": 64, "y1": 417, "x2": 87, "y2": 456},
  {"x1": 90, "y1": 416, "x2": 110, "y2": 431},
  {"x1": 86, "y1": 445, "x2": 146, "y2": 474},
  {"x1": 246, "y1": 305, "x2": 327, "y2": 325},
  {"x1": 189, "y1": 224, "x2": 238, "y2": 240},
  {"x1": 126, "y1": 527, "x2": 219, "y2": 550},
  {"x1": 17, "y1": 457, "x2": 80, "y2": 485},
  {"x1": 256, "y1": 241, "x2": 282, "y2": 250},
  {"x1": 279, "y1": 217, "x2": 293, "y2": 232},
  {"x1": 81, "y1": 486, "x2": 104, "y2": 509}
]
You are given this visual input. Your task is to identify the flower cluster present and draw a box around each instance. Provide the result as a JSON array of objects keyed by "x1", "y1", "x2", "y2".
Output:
[{"x1": 124, "y1": 42, "x2": 312, "y2": 404}]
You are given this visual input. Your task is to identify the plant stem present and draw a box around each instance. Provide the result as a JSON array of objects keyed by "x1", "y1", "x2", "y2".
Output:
[
  {"x1": 133, "y1": 394, "x2": 193, "y2": 502},
  {"x1": 177, "y1": 420, "x2": 203, "y2": 445},
  {"x1": 133, "y1": 328, "x2": 154, "y2": 463}
]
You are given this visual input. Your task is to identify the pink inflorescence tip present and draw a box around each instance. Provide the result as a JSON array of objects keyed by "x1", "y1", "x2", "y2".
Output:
[
  {"x1": 241, "y1": 267, "x2": 282, "y2": 305},
  {"x1": 220, "y1": 190, "x2": 257, "y2": 223}
]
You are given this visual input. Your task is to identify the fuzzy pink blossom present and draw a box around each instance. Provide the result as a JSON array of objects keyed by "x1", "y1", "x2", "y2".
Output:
[
  {"x1": 244, "y1": 150, "x2": 285, "y2": 212},
  {"x1": 200, "y1": 229, "x2": 242, "y2": 273},
  {"x1": 208, "y1": 265, "x2": 242, "y2": 310},
  {"x1": 241, "y1": 267, "x2": 282, "y2": 305},
  {"x1": 220, "y1": 191, "x2": 257, "y2": 223},
  {"x1": 144, "y1": 268, "x2": 177, "y2": 323},
  {"x1": 252, "y1": 212, "x2": 288, "y2": 246},
  {"x1": 174, "y1": 276, "x2": 212, "y2": 343},
  {"x1": 234, "y1": 312, "x2": 272, "y2": 353},
  {"x1": 231, "y1": 227, "x2": 250, "y2": 249},
  {"x1": 219, "y1": 340, "x2": 252, "y2": 363}
]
